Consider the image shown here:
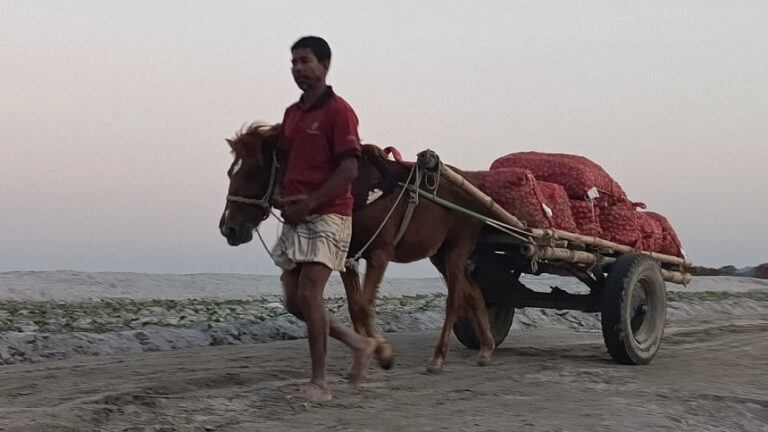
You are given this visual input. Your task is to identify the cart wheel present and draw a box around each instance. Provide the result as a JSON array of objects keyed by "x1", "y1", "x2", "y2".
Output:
[
  {"x1": 601, "y1": 253, "x2": 666, "y2": 365},
  {"x1": 453, "y1": 305, "x2": 515, "y2": 350}
]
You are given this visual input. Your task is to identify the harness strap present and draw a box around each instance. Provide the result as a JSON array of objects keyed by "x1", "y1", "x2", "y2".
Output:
[
  {"x1": 392, "y1": 168, "x2": 423, "y2": 245},
  {"x1": 345, "y1": 163, "x2": 419, "y2": 270}
]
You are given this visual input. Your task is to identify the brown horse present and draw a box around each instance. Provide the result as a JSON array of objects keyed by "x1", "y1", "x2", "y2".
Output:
[
  {"x1": 343, "y1": 145, "x2": 497, "y2": 372},
  {"x1": 219, "y1": 123, "x2": 497, "y2": 373}
]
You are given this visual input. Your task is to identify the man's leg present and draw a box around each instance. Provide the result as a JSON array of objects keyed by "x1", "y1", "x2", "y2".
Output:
[
  {"x1": 297, "y1": 262, "x2": 331, "y2": 395},
  {"x1": 282, "y1": 266, "x2": 331, "y2": 402},
  {"x1": 298, "y1": 263, "x2": 377, "y2": 391}
]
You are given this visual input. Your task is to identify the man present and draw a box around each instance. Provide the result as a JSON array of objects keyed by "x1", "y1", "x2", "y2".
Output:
[{"x1": 271, "y1": 36, "x2": 376, "y2": 403}]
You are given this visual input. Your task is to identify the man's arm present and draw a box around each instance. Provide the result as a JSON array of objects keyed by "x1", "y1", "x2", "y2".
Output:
[
  {"x1": 306, "y1": 157, "x2": 358, "y2": 210},
  {"x1": 281, "y1": 157, "x2": 358, "y2": 224}
]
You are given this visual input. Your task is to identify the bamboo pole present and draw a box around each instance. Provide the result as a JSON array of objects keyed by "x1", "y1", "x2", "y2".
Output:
[
  {"x1": 520, "y1": 244, "x2": 598, "y2": 264},
  {"x1": 520, "y1": 244, "x2": 692, "y2": 285},
  {"x1": 438, "y1": 165, "x2": 527, "y2": 230},
  {"x1": 660, "y1": 269, "x2": 692, "y2": 285}
]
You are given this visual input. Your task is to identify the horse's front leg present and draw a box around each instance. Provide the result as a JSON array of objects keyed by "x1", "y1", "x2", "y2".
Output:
[
  {"x1": 340, "y1": 267, "x2": 367, "y2": 336},
  {"x1": 360, "y1": 248, "x2": 395, "y2": 370}
]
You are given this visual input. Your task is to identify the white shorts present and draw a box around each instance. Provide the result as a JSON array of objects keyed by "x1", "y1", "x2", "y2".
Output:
[{"x1": 271, "y1": 213, "x2": 352, "y2": 272}]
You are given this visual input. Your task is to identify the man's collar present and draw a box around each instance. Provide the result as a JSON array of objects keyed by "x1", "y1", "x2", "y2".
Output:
[{"x1": 299, "y1": 86, "x2": 334, "y2": 111}]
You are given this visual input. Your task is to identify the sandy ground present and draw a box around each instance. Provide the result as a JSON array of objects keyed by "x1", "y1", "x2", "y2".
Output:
[
  {"x1": 1, "y1": 314, "x2": 766, "y2": 432},
  {"x1": 1, "y1": 272, "x2": 767, "y2": 431}
]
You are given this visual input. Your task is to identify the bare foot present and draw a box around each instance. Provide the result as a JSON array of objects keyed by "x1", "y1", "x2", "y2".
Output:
[
  {"x1": 288, "y1": 382, "x2": 332, "y2": 404},
  {"x1": 349, "y1": 337, "x2": 377, "y2": 386}
]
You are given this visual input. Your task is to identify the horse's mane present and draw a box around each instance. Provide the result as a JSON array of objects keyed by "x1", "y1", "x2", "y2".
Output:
[{"x1": 227, "y1": 122, "x2": 280, "y2": 156}]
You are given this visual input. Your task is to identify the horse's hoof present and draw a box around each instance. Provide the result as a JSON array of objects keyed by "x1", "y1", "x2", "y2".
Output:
[
  {"x1": 375, "y1": 342, "x2": 395, "y2": 370},
  {"x1": 477, "y1": 354, "x2": 492, "y2": 367},
  {"x1": 425, "y1": 358, "x2": 444, "y2": 375},
  {"x1": 425, "y1": 365, "x2": 444, "y2": 375}
]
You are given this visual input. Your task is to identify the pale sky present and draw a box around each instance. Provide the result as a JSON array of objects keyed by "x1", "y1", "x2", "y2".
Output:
[{"x1": 1, "y1": 1, "x2": 767, "y2": 276}]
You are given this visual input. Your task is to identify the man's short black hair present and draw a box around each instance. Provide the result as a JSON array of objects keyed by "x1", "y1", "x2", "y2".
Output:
[{"x1": 291, "y1": 36, "x2": 332, "y2": 63}]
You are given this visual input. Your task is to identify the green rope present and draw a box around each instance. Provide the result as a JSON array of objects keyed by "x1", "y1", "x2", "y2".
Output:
[
  {"x1": 399, "y1": 182, "x2": 536, "y2": 245},
  {"x1": 400, "y1": 183, "x2": 490, "y2": 223}
]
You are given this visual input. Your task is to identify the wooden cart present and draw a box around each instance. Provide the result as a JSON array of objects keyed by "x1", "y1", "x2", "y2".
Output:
[{"x1": 415, "y1": 150, "x2": 692, "y2": 365}]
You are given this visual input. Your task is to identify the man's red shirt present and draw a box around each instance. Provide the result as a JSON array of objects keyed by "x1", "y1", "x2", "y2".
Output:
[{"x1": 278, "y1": 87, "x2": 362, "y2": 216}]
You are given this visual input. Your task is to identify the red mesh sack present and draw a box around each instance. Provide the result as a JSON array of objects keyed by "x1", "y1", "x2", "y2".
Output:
[
  {"x1": 569, "y1": 199, "x2": 603, "y2": 237},
  {"x1": 490, "y1": 152, "x2": 627, "y2": 203},
  {"x1": 599, "y1": 201, "x2": 647, "y2": 247},
  {"x1": 462, "y1": 170, "x2": 489, "y2": 189},
  {"x1": 536, "y1": 181, "x2": 578, "y2": 232},
  {"x1": 637, "y1": 212, "x2": 663, "y2": 252},
  {"x1": 644, "y1": 212, "x2": 683, "y2": 257},
  {"x1": 474, "y1": 168, "x2": 551, "y2": 228}
]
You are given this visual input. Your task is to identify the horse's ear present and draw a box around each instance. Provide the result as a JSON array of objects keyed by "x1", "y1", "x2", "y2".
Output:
[{"x1": 226, "y1": 138, "x2": 237, "y2": 151}]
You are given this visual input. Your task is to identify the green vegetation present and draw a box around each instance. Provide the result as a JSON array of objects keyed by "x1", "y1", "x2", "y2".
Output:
[
  {"x1": 4, "y1": 290, "x2": 759, "y2": 335},
  {"x1": 0, "y1": 293, "x2": 448, "y2": 334}
]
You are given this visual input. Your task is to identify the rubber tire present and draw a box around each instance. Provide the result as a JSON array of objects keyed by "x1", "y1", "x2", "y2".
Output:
[
  {"x1": 453, "y1": 305, "x2": 515, "y2": 350},
  {"x1": 601, "y1": 253, "x2": 667, "y2": 365}
]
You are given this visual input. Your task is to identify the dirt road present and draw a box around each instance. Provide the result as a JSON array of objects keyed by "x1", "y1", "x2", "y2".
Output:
[{"x1": 1, "y1": 314, "x2": 767, "y2": 432}]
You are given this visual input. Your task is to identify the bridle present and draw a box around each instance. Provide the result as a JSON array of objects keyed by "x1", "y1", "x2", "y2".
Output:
[{"x1": 226, "y1": 152, "x2": 279, "y2": 215}]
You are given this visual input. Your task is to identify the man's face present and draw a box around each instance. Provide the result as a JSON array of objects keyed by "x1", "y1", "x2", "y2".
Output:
[{"x1": 291, "y1": 48, "x2": 328, "y2": 91}]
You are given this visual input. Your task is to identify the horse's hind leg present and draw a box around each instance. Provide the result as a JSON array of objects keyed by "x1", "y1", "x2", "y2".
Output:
[
  {"x1": 463, "y1": 274, "x2": 495, "y2": 366},
  {"x1": 426, "y1": 251, "x2": 458, "y2": 373},
  {"x1": 426, "y1": 284, "x2": 458, "y2": 374},
  {"x1": 427, "y1": 247, "x2": 495, "y2": 373}
]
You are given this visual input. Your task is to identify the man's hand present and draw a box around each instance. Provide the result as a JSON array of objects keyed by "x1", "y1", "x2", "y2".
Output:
[
  {"x1": 277, "y1": 158, "x2": 357, "y2": 225},
  {"x1": 281, "y1": 198, "x2": 315, "y2": 225},
  {"x1": 272, "y1": 192, "x2": 309, "y2": 210}
]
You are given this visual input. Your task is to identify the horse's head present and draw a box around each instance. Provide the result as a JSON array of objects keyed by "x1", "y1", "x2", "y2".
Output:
[{"x1": 219, "y1": 123, "x2": 280, "y2": 246}]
